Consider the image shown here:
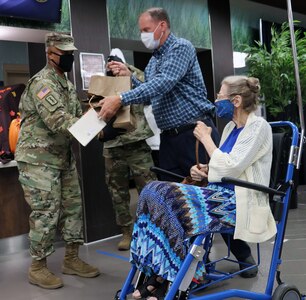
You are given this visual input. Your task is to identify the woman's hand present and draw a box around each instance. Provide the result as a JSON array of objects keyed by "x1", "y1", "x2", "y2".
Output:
[
  {"x1": 193, "y1": 121, "x2": 212, "y2": 144},
  {"x1": 190, "y1": 163, "x2": 208, "y2": 181},
  {"x1": 193, "y1": 121, "x2": 217, "y2": 157},
  {"x1": 107, "y1": 61, "x2": 131, "y2": 77}
]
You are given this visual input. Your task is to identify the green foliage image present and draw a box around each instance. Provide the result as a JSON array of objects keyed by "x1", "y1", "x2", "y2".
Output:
[{"x1": 243, "y1": 22, "x2": 306, "y2": 119}]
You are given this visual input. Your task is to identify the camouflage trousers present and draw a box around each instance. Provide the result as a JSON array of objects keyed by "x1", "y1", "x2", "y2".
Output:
[
  {"x1": 17, "y1": 161, "x2": 84, "y2": 260},
  {"x1": 104, "y1": 140, "x2": 157, "y2": 227}
]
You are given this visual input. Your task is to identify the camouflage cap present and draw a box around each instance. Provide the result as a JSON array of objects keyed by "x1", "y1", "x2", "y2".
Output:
[{"x1": 45, "y1": 32, "x2": 77, "y2": 51}]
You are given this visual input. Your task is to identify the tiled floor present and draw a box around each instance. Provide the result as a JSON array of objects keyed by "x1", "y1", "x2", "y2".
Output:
[{"x1": 1, "y1": 187, "x2": 306, "y2": 300}]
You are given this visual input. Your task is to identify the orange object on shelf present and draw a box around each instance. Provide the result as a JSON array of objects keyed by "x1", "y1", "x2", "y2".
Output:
[{"x1": 8, "y1": 114, "x2": 21, "y2": 153}]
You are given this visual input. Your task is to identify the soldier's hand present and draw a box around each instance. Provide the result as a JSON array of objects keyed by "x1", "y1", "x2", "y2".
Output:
[{"x1": 98, "y1": 117, "x2": 127, "y2": 142}]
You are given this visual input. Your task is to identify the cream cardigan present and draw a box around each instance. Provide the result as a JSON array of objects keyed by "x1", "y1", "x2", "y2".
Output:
[{"x1": 208, "y1": 112, "x2": 277, "y2": 243}]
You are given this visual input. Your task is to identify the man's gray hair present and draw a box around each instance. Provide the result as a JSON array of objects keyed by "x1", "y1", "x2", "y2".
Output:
[{"x1": 143, "y1": 7, "x2": 170, "y2": 28}]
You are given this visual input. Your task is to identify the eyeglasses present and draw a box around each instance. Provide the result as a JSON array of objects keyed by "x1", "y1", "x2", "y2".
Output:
[
  {"x1": 216, "y1": 93, "x2": 228, "y2": 100},
  {"x1": 216, "y1": 93, "x2": 241, "y2": 100}
]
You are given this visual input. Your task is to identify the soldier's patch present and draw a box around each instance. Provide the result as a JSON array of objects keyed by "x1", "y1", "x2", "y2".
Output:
[
  {"x1": 45, "y1": 95, "x2": 58, "y2": 106},
  {"x1": 37, "y1": 86, "x2": 51, "y2": 100}
]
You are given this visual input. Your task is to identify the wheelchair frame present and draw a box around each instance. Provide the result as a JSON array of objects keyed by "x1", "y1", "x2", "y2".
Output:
[{"x1": 116, "y1": 121, "x2": 304, "y2": 300}]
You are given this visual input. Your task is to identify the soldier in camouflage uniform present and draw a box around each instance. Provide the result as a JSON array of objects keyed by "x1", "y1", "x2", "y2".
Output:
[
  {"x1": 15, "y1": 32, "x2": 99, "y2": 290},
  {"x1": 99, "y1": 61, "x2": 157, "y2": 251}
]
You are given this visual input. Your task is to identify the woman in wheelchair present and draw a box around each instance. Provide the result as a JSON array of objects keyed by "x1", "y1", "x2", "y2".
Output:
[{"x1": 130, "y1": 75, "x2": 277, "y2": 300}]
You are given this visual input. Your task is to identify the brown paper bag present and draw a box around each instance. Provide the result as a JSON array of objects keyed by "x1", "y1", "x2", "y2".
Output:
[
  {"x1": 88, "y1": 75, "x2": 131, "y2": 96},
  {"x1": 88, "y1": 75, "x2": 136, "y2": 131}
]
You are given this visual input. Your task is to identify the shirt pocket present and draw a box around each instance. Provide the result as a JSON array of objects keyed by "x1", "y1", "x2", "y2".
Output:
[{"x1": 248, "y1": 206, "x2": 270, "y2": 234}]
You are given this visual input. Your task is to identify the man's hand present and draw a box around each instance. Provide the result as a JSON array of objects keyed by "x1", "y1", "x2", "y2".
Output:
[
  {"x1": 107, "y1": 61, "x2": 131, "y2": 77},
  {"x1": 98, "y1": 95, "x2": 122, "y2": 122}
]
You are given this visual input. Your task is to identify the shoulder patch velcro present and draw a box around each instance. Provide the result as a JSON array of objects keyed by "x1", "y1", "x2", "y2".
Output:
[
  {"x1": 37, "y1": 86, "x2": 51, "y2": 100},
  {"x1": 45, "y1": 95, "x2": 58, "y2": 106}
]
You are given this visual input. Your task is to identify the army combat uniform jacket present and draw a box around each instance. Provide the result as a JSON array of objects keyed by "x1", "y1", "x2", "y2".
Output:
[
  {"x1": 15, "y1": 65, "x2": 82, "y2": 170},
  {"x1": 103, "y1": 103, "x2": 153, "y2": 149}
]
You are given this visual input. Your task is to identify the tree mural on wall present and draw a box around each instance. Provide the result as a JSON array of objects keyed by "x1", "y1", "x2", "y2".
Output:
[
  {"x1": 231, "y1": 15, "x2": 258, "y2": 52},
  {"x1": 0, "y1": 0, "x2": 259, "y2": 52},
  {"x1": 107, "y1": 0, "x2": 211, "y2": 49}
]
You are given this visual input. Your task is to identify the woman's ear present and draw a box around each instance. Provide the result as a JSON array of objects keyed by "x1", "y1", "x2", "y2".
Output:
[{"x1": 232, "y1": 95, "x2": 242, "y2": 107}]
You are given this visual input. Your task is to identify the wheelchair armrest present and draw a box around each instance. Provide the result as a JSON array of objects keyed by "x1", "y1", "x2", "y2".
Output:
[
  {"x1": 221, "y1": 177, "x2": 286, "y2": 196},
  {"x1": 150, "y1": 166, "x2": 186, "y2": 180}
]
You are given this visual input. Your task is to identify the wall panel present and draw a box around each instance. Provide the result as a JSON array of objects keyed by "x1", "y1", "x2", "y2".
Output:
[{"x1": 69, "y1": 0, "x2": 117, "y2": 242}]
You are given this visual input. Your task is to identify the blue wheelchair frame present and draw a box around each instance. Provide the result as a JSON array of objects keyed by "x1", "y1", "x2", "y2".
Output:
[{"x1": 116, "y1": 121, "x2": 304, "y2": 300}]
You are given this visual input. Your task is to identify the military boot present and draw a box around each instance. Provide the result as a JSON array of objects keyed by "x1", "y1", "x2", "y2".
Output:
[
  {"x1": 117, "y1": 226, "x2": 132, "y2": 251},
  {"x1": 62, "y1": 243, "x2": 100, "y2": 278},
  {"x1": 29, "y1": 258, "x2": 63, "y2": 289}
]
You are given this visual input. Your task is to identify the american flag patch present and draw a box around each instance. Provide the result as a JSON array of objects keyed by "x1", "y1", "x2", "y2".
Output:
[{"x1": 37, "y1": 87, "x2": 51, "y2": 100}]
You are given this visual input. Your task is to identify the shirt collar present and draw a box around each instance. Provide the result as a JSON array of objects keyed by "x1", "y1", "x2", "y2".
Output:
[
  {"x1": 46, "y1": 64, "x2": 68, "y2": 89},
  {"x1": 153, "y1": 33, "x2": 176, "y2": 57}
]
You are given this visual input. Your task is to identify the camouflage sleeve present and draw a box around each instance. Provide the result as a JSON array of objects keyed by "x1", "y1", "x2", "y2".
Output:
[
  {"x1": 126, "y1": 63, "x2": 144, "y2": 89},
  {"x1": 31, "y1": 79, "x2": 79, "y2": 135},
  {"x1": 126, "y1": 64, "x2": 144, "y2": 82},
  {"x1": 68, "y1": 80, "x2": 83, "y2": 118},
  {"x1": 76, "y1": 100, "x2": 83, "y2": 117}
]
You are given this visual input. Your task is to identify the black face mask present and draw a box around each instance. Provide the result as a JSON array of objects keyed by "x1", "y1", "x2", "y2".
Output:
[{"x1": 51, "y1": 52, "x2": 74, "y2": 72}]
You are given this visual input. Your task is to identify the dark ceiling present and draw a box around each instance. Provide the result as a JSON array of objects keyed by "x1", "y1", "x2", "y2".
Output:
[{"x1": 250, "y1": 0, "x2": 306, "y2": 15}]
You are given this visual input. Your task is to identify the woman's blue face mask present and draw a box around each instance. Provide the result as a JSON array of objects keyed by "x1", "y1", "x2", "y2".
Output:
[{"x1": 215, "y1": 99, "x2": 234, "y2": 120}]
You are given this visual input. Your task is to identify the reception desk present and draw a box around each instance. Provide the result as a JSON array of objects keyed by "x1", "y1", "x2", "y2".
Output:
[
  {"x1": 0, "y1": 145, "x2": 118, "y2": 243},
  {"x1": 0, "y1": 161, "x2": 30, "y2": 238}
]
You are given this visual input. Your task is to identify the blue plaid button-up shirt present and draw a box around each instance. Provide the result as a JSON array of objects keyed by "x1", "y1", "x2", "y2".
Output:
[{"x1": 121, "y1": 33, "x2": 215, "y2": 130}]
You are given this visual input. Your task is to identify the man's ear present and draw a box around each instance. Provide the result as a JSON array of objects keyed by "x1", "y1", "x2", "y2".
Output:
[{"x1": 160, "y1": 21, "x2": 167, "y2": 31}]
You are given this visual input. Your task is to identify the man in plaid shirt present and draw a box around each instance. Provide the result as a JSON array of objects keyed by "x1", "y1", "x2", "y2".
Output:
[{"x1": 99, "y1": 7, "x2": 219, "y2": 181}]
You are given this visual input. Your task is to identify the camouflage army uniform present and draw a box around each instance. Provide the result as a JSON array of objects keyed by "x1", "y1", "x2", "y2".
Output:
[
  {"x1": 104, "y1": 63, "x2": 157, "y2": 228},
  {"x1": 15, "y1": 65, "x2": 83, "y2": 260}
]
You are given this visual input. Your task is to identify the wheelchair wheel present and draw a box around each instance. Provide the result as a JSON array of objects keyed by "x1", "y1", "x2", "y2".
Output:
[
  {"x1": 272, "y1": 283, "x2": 301, "y2": 300},
  {"x1": 114, "y1": 289, "x2": 122, "y2": 300}
]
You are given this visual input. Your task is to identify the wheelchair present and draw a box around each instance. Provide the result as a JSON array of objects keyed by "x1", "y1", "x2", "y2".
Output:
[{"x1": 115, "y1": 121, "x2": 305, "y2": 300}]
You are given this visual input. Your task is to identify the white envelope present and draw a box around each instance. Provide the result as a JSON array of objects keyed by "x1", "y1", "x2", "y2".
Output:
[{"x1": 68, "y1": 108, "x2": 106, "y2": 146}]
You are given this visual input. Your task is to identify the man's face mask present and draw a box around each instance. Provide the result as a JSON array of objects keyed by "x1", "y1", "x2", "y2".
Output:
[
  {"x1": 52, "y1": 52, "x2": 74, "y2": 72},
  {"x1": 215, "y1": 99, "x2": 234, "y2": 120},
  {"x1": 141, "y1": 23, "x2": 163, "y2": 50}
]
